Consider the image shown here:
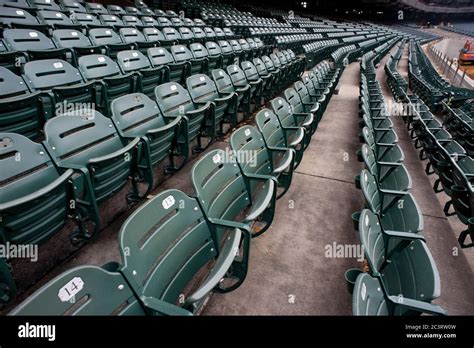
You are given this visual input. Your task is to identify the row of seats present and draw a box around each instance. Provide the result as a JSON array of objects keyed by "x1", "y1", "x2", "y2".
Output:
[
  {"x1": 0, "y1": 45, "x2": 310, "y2": 304},
  {"x1": 386, "y1": 40, "x2": 474, "y2": 249},
  {"x1": 6, "y1": 54, "x2": 344, "y2": 314},
  {"x1": 350, "y1": 44, "x2": 447, "y2": 316},
  {"x1": 385, "y1": 39, "x2": 408, "y2": 101},
  {"x1": 443, "y1": 101, "x2": 474, "y2": 156},
  {"x1": 0, "y1": 39, "x2": 288, "y2": 139}
]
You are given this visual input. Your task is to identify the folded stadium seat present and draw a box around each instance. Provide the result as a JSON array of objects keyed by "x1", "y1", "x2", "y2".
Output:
[
  {"x1": 0, "y1": 132, "x2": 76, "y2": 303},
  {"x1": 361, "y1": 126, "x2": 405, "y2": 163},
  {"x1": 187, "y1": 73, "x2": 237, "y2": 133},
  {"x1": 154, "y1": 82, "x2": 213, "y2": 152},
  {"x1": 106, "y1": 4, "x2": 126, "y2": 15},
  {"x1": 362, "y1": 115, "x2": 399, "y2": 145},
  {"x1": 0, "y1": 67, "x2": 43, "y2": 138},
  {"x1": 189, "y1": 43, "x2": 211, "y2": 75},
  {"x1": 217, "y1": 40, "x2": 236, "y2": 67},
  {"x1": 240, "y1": 60, "x2": 267, "y2": 104},
  {"x1": 270, "y1": 53, "x2": 291, "y2": 85},
  {"x1": 213, "y1": 27, "x2": 226, "y2": 39},
  {"x1": 192, "y1": 148, "x2": 277, "y2": 238},
  {"x1": 162, "y1": 27, "x2": 186, "y2": 46},
  {"x1": 29, "y1": 0, "x2": 61, "y2": 11},
  {"x1": 98, "y1": 14, "x2": 125, "y2": 29},
  {"x1": 23, "y1": 59, "x2": 95, "y2": 120},
  {"x1": 141, "y1": 7, "x2": 155, "y2": 16},
  {"x1": 10, "y1": 265, "x2": 148, "y2": 315},
  {"x1": 288, "y1": 49, "x2": 305, "y2": 74},
  {"x1": 73, "y1": 13, "x2": 106, "y2": 30},
  {"x1": 169, "y1": 17, "x2": 184, "y2": 28},
  {"x1": 231, "y1": 125, "x2": 294, "y2": 198},
  {"x1": 203, "y1": 27, "x2": 216, "y2": 41},
  {"x1": 3, "y1": 28, "x2": 69, "y2": 66},
  {"x1": 360, "y1": 169, "x2": 423, "y2": 233},
  {"x1": 283, "y1": 88, "x2": 316, "y2": 135},
  {"x1": 125, "y1": 6, "x2": 141, "y2": 15},
  {"x1": 156, "y1": 17, "x2": 173, "y2": 29},
  {"x1": 154, "y1": 9, "x2": 166, "y2": 17},
  {"x1": 119, "y1": 27, "x2": 158, "y2": 54},
  {"x1": 110, "y1": 93, "x2": 185, "y2": 190},
  {"x1": 293, "y1": 81, "x2": 324, "y2": 124},
  {"x1": 116, "y1": 50, "x2": 167, "y2": 99},
  {"x1": 237, "y1": 39, "x2": 253, "y2": 61},
  {"x1": 178, "y1": 27, "x2": 195, "y2": 45},
  {"x1": 264, "y1": 54, "x2": 286, "y2": 90},
  {"x1": 142, "y1": 27, "x2": 168, "y2": 47},
  {"x1": 147, "y1": 46, "x2": 188, "y2": 85},
  {"x1": 38, "y1": 10, "x2": 82, "y2": 30},
  {"x1": 205, "y1": 42, "x2": 224, "y2": 70},
  {"x1": 140, "y1": 16, "x2": 158, "y2": 27},
  {"x1": 194, "y1": 18, "x2": 206, "y2": 27},
  {"x1": 245, "y1": 38, "x2": 259, "y2": 58},
  {"x1": 59, "y1": 0, "x2": 86, "y2": 12},
  {"x1": 252, "y1": 57, "x2": 276, "y2": 99},
  {"x1": 352, "y1": 209, "x2": 446, "y2": 316},
  {"x1": 120, "y1": 188, "x2": 250, "y2": 312},
  {"x1": 0, "y1": 7, "x2": 46, "y2": 31},
  {"x1": 0, "y1": 39, "x2": 20, "y2": 73},
  {"x1": 359, "y1": 144, "x2": 412, "y2": 192},
  {"x1": 171, "y1": 44, "x2": 207, "y2": 76},
  {"x1": 89, "y1": 28, "x2": 135, "y2": 59},
  {"x1": 255, "y1": 108, "x2": 306, "y2": 168},
  {"x1": 165, "y1": 10, "x2": 178, "y2": 17},
  {"x1": 223, "y1": 27, "x2": 236, "y2": 40},
  {"x1": 227, "y1": 64, "x2": 262, "y2": 113},
  {"x1": 52, "y1": 29, "x2": 103, "y2": 65},
  {"x1": 182, "y1": 18, "x2": 194, "y2": 27},
  {"x1": 300, "y1": 74, "x2": 329, "y2": 108},
  {"x1": 43, "y1": 109, "x2": 141, "y2": 234},
  {"x1": 276, "y1": 51, "x2": 296, "y2": 80},
  {"x1": 85, "y1": 2, "x2": 108, "y2": 14},
  {"x1": 78, "y1": 54, "x2": 135, "y2": 117},
  {"x1": 450, "y1": 156, "x2": 474, "y2": 248},
  {"x1": 228, "y1": 39, "x2": 245, "y2": 63},
  {"x1": 122, "y1": 15, "x2": 145, "y2": 29},
  {"x1": 306, "y1": 71, "x2": 331, "y2": 99},
  {"x1": 191, "y1": 27, "x2": 207, "y2": 44},
  {"x1": 270, "y1": 97, "x2": 312, "y2": 147}
]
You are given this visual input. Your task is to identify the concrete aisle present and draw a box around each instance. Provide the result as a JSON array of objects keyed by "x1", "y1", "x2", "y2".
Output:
[
  {"x1": 376, "y1": 46, "x2": 474, "y2": 315},
  {"x1": 204, "y1": 62, "x2": 364, "y2": 315}
]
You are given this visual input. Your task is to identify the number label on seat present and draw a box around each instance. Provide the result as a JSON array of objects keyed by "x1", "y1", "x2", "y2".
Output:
[
  {"x1": 162, "y1": 195, "x2": 175, "y2": 209},
  {"x1": 58, "y1": 277, "x2": 84, "y2": 302}
]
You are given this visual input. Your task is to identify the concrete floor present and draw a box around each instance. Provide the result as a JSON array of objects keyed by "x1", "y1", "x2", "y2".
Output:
[{"x1": 3, "y1": 48, "x2": 474, "y2": 315}]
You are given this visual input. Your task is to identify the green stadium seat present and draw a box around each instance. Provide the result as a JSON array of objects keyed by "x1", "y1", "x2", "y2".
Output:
[
  {"x1": 192, "y1": 148, "x2": 277, "y2": 237},
  {"x1": 230, "y1": 125, "x2": 295, "y2": 198},
  {"x1": 361, "y1": 127, "x2": 405, "y2": 163},
  {"x1": 212, "y1": 68, "x2": 251, "y2": 121},
  {"x1": 271, "y1": 97, "x2": 313, "y2": 144},
  {"x1": 89, "y1": 28, "x2": 135, "y2": 59},
  {"x1": 116, "y1": 50, "x2": 167, "y2": 99},
  {"x1": 154, "y1": 82, "x2": 213, "y2": 152},
  {"x1": 283, "y1": 88, "x2": 316, "y2": 135},
  {"x1": 360, "y1": 169, "x2": 423, "y2": 233},
  {"x1": 227, "y1": 64, "x2": 262, "y2": 112},
  {"x1": 147, "y1": 46, "x2": 188, "y2": 85},
  {"x1": 43, "y1": 109, "x2": 141, "y2": 236},
  {"x1": 171, "y1": 44, "x2": 207, "y2": 76},
  {"x1": 78, "y1": 54, "x2": 135, "y2": 117},
  {"x1": 187, "y1": 73, "x2": 237, "y2": 133},
  {"x1": 255, "y1": 108, "x2": 306, "y2": 168}
]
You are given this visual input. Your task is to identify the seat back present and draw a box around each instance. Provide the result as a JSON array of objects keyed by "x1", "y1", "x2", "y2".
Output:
[
  {"x1": 143, "y1": 28, "x2": 165, "y2": 42},
  {"x1": 191, "y1": 27, "x2": 206, "y2": 41},
  {"x1": 106, "y1": 4, "x2": 125, "y2": 15},
  {"x1": 170, "y1": 44, "x2": 193, "y2": 63},
  {"x1": 52, "y1": 29, "x2": 92, "y2": 49},
  {"x1": 227, "y1": 64, "x2": 248, "y2": 88},
  {"x1": 191, "y1": 149, "x2": 250, "y2": 220},
  {"x1": 38, "y1": 10, "x2": 75, "y2": 27},
  {"x1": 85, "y1": 2, "x2": 108, "y2": 14},
  {"x1": 229, "y1": 39, "x2": 242, "y2": 53},
  {"x1": 117, "y1": 50, "x2": 151, "y2": 73},
  {"x1": 218, "y1": 40, "x2": 233, "y2": 55},
  {"x1": 154, "y1": 82, "x2": 194, "y2": 116},
  {"x1": 110, "y1": 92, "x2": 167, "y2": 139},
  {"x1": 0, "y1": 132, "x2": 69, "y2": 245},
  {"x1": 270, "y1": 97, "x2": 297, "y2": 128},
  {"x1": 4, "y1": 29, "x2": 55, "y2": 52},
  {"x1": 89, "y1": 28, "x2": 123, "y2": 46},
  {"x1": 206, "y1": 41, "x2": 222, "y2": 57},
  {"x1": 230, "y1": 125, "x2": 271, "y2": 177},
  {"x1": 23, "y1": 59, "x2": 84, "y2": 91},
  {"x1": 78, "y1": 54, "x2": 121, "y2": 80},
  {"x1": 284, "y1": 87, "x2": 304, "y2": 114},
  {"x1": 212, "y1": 68, "x2": 235, "y2": 94},
  {"x1": 294, "y1": 81, "x2": 313, "y2": 105},
  {"x1": 141, "y1": 16, "x2": 158, "y2": 27},
  {"x1": 10, "y1": 266, "x2": 145, "y2": 315},
  {"x1": 122, "y1": 15, "x2": 142, "y2": 27},
  {"x1": 30, "y1": 0, "x2": 60, "y2": 11},
  {"x1": 178, "y1": 27, "x2": 194, "y2": 41},
  {"x1": 241, "y1": 61, "x2": 260, "y2": 82},
  {"x1": 253, "y1": 57, "x2": 269, "y2": 76},
  {"x1": 74, "y1": 13, "x2": 102, "y2": 28},
  {"x1": 0, "y1": 7, "x2": 40, "y2": 27},
  {"x1": 360, "y1": 169, "x2": 381, "y2": 213},
  {"x1": 361, "y1": 144, "x2": 378, "y2": 176},
  {"x1": 0, "y1": 66, "x2": 29, "y2": 99},
  {"x1": 99, "y1": 14, "x2": 124, "y2": 27},
  {"x1": 255, "y1": 108, "x2": 287, "y2": 149},
  {"x1": 262, "y1": 55, "x2": 276, "y2": 71},
  {"x1": 59, "y1": 0, "x2": 86, "y2": 12},
  {"x1": 189, "y1": 43, "x2": 209, "y2": 59},
  {"x1": 186, "y1": 74, "x2": 219, "y2": 103},
  {"x1": 119, "y1": 189, "x2": 217, "y2": 306},
  {"x1": 119, "y1": 28, "x2": 147, "y2": 44},
  {"x1": 162, "y1": 27, "x2": 181, "y2": 42}
]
